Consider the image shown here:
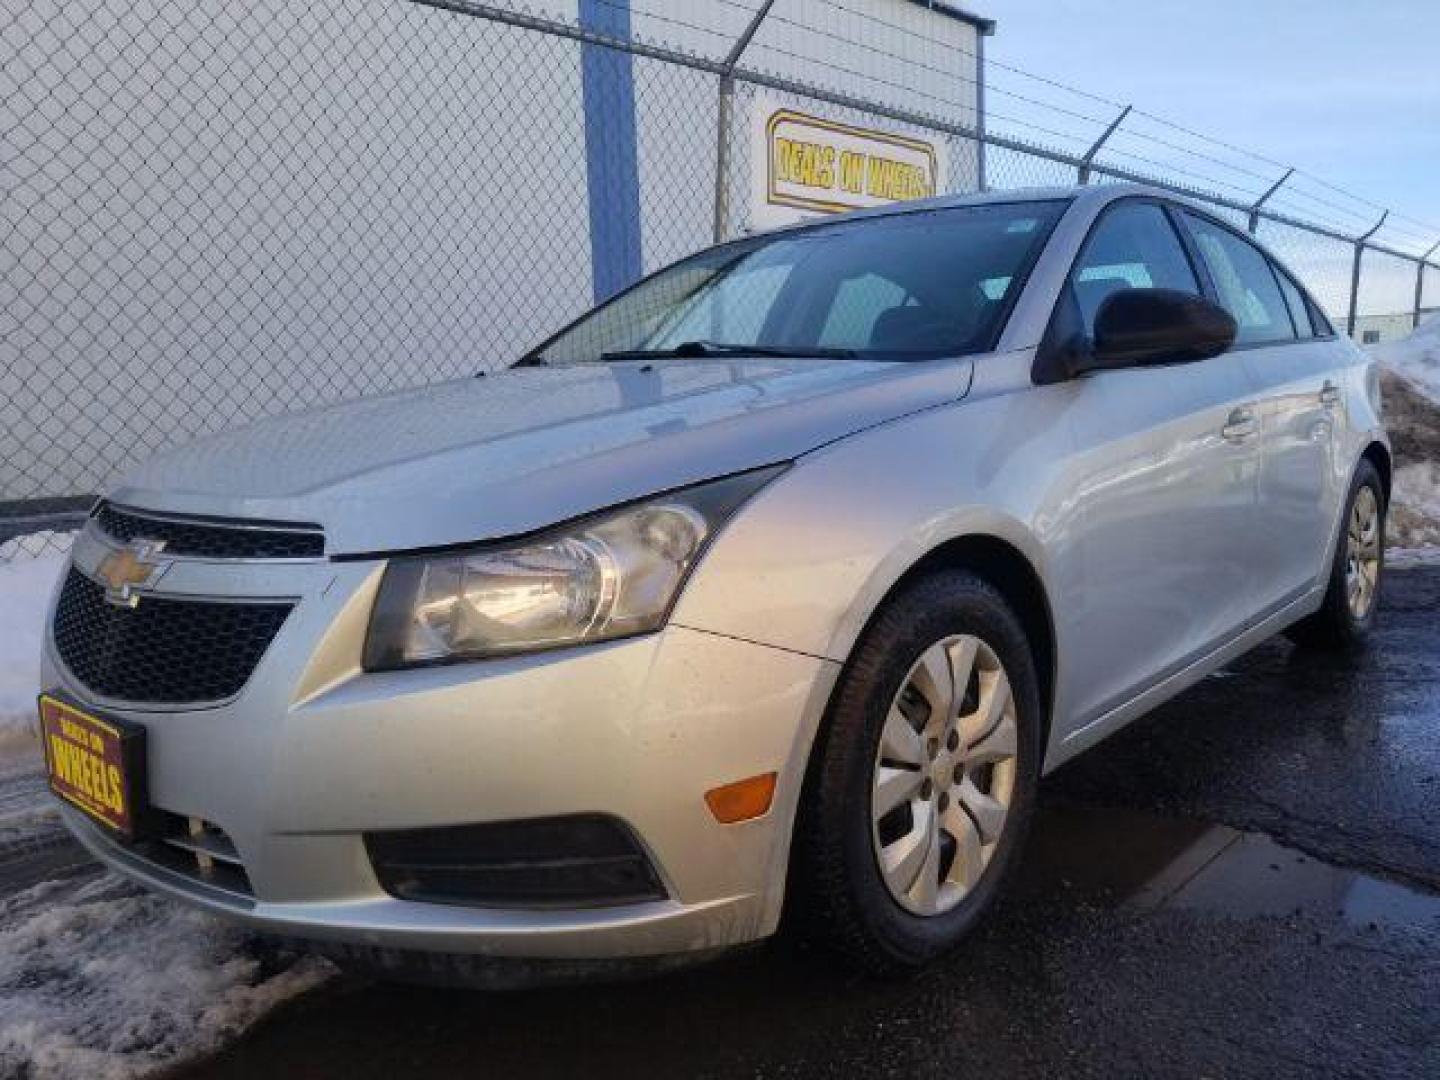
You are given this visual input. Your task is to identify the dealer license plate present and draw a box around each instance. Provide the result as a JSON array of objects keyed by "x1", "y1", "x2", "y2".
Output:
[{"x1": 39, "y1": 693, "x2": 149, "y2": 839}]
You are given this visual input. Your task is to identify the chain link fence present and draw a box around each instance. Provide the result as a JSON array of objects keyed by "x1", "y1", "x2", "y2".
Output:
[{"x1": 4, "y1": 0, "x2": 1438, "y2": 561}]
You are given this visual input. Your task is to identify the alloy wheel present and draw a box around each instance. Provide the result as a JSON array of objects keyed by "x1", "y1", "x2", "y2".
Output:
[
  {"x1": 1345, "y1": 485, "x2": 1381, "y2": 620},
  {"x1": 870, "y1": 635, "x2": 1018, "y2": 917}
]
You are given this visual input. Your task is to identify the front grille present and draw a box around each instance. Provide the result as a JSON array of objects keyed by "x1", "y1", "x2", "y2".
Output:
[
  {"x1": 94, "y1": 502, "x2": 324, "y2": 560},
  {"x1": 53, "y1": 569, "x2": 291, "y2": 704}
]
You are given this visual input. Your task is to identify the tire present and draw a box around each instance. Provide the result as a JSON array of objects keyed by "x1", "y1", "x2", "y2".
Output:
[
  {"x1": 788, "y1": 569, "x2": 1042, "y2": 975},
  {"x1": 1286, "y1": 458, "x2": 1386, "y2": 652}
]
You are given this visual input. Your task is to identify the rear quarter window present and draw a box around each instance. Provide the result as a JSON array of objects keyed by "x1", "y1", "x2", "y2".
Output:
[{"x1": 1273, "y1": 267, "x2": 1314, "y2": 338}]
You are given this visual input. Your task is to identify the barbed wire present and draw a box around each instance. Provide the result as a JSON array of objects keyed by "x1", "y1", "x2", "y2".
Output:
[
  {"x1": 797, "y1": 0, "x2": 1440, "y2": 244},
  {"x1": 2, "y1": 0, "x2": 1438, "y2": 563},
  {"x1": 561, "y1": 0, "x2": 1440, "y2": 247}
]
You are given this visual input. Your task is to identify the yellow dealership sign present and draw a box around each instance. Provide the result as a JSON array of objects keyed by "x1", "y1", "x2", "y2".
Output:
[{"x1": 752, "y1": 104, "x2": 943, "y2": 229}]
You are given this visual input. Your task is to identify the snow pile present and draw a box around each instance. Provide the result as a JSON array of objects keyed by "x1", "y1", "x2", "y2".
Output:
[
  {"x1": 1392, "y1": 462, "x2": 1440, "y2": 549},
  {"x1": 0, "y1": 549, "x2": 69, "y2": 855},
  {"x1": 0, "y1": 539, "x2": 334, "y2": 1078},
  {"x1": 1373, "y1": 317, "x2": 1440, "y2": 550},
  {"x1": 0, "y1": 529, "x2": 73, "y2": 564},
  {"x1": 1373, "y1": 313, "x2": 1440, "y2": 403},
  {"x1": 0, "y1": 553, "x2": 66, "y2": 766},
  {"x1": 0, "y1": 872, "x2": 333, "y2": 1079}
]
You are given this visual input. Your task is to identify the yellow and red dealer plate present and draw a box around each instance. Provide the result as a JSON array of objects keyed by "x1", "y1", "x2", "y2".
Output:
[{"x1": 39, "y1": 694, "x2": 146, "y2": 838}]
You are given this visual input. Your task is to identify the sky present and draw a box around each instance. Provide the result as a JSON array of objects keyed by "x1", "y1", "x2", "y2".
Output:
[{"x1": 982, "y1": 0, "x2": 1440, "y2": 254}]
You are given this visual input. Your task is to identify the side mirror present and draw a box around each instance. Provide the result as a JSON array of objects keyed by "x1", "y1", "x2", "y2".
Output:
[{"x1": 1083, "y1": 288, "x2": 1237, "y2": 374}]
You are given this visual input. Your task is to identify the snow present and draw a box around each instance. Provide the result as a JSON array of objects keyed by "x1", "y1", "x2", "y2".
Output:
[
  {"x1": 1388, "y1": 545, "x2": 1440, "y2": 567},
  {"x1": 0, "y1": 552, "x2": 66, "y2": 766},
  {"x1": 1373, "y1": 313, "x2": 1440, "y2": 404},
  {"x1": 0, "y1": 327, "x2": 1431, "y2": 1073},
  {"x1": 0, "y1": 528, "x2": 73, "y2": 564},
  {"x1": 0, "y1": 548, "x2": 69, "y2": 885},
  {"x1": 0, "y1": 538, "x2": 333, "y2": 1080},
  {"x1": 0, "y1": 872, "x2": 332, "y2": 1079},
  {"x1": 1373, "y1": 316, "x2": 1440, "y2": 550},
  {"x1": 1392, "y1": 462, "x2": 1440, "y2": 549}
]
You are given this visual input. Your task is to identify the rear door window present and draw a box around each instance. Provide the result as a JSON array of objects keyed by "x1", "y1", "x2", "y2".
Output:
[
  {"x1": 1273, "y1": 267, "x2": 1314, "y2": 338},
  {"x1": 1182, "y1": 213, "x2": 1297, "y2": 346},
  {"x1": 1307, "y1": 297, "x2": 1336, "y2": 337},
  {"x1": 1070, "y1": 201, "x2": 1201, "y2": 336}
]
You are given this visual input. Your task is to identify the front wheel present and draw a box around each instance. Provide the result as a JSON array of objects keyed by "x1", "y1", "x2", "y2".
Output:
[
  {"x1": 789, "y1": 570, "x2": 1042, "y2": 974},
  {"x1": 1287, "y1": 459, "x2": 1386, "y2": 651}
]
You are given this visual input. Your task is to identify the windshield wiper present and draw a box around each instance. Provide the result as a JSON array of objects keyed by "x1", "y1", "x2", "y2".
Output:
[{"x1": 600, "y1": 341, "x2": 858, "y2": 363}]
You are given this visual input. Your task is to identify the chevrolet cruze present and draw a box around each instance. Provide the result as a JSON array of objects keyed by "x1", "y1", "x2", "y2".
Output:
[{"x1": 41, "y1": 185, "x2": 1389, "y2": 976}]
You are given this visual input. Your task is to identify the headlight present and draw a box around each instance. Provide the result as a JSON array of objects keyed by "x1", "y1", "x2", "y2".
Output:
[{"x1": 363, "y1": 467, "x2": 785, "y2": 669}]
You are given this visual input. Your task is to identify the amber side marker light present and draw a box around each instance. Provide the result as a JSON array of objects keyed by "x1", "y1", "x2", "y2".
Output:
[{"x1": 704, "y1": 772, "x2": 778, "y2": 824}]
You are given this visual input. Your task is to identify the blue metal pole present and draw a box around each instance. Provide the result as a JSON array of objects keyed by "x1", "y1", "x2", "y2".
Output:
[{"x1": 579, "y1": 0, "x2": 643, "y2": 303}]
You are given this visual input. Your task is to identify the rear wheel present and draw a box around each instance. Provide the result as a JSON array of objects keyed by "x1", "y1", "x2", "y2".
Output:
[
  {"x1": 789, "y1": 570, "x2": 1041, "y2": 974},
  {"x1": 1287, "y1": 459, "x2": 1385, "y2": 651}
]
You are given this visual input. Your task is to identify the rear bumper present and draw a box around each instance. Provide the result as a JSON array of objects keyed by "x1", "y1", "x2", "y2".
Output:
[{"x1": 44, "y1": 554, "x2": 840, "y2": 960}]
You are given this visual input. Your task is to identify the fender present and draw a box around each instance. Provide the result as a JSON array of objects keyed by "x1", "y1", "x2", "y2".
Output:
[{"x1": 670, "y1": 372, "x2": 1069, "y2": 666}]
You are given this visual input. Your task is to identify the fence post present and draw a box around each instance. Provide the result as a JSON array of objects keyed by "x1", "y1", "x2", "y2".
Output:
[
  {"x1": 579, "y1": 0, "x2": 643, "y2": 302},
  {"x1": 712, "y1": 0, "x2": 776, "y2": 243},
  {"x1": 1077, "y1": 104, "x2": 1130, "y2": 185},
  {"x1": 1346, "y1": 210, "x2": 1389, "y2": 339},
  {"x1": 1246, "y1": 167, "x2": 1293, "y2": 234},
  {"x1": 974, "y1": 29, "x2": 987, "y2": 192},
  {"x1": 1416, "y1": 240, "x2": 1440, "y2": 330}
]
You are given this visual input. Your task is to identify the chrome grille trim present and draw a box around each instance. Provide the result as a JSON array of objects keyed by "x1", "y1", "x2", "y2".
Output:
[{"x1": 93, "y1": 502, "x2": 326, "y2": 561}]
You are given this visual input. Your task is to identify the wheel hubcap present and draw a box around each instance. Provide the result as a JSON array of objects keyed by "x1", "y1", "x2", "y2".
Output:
[
  {"x1": 870, "y1": 635, "x2": 1018, "y2": 917},
  {"x1": 1345, "y1": 486, "x2": 1381, "y2": 620}
]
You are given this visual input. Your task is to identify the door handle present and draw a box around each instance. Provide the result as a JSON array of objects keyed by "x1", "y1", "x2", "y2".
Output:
[
  {"x1": 1222, "y1": 407, "x2": 1257, "y2": 442},
  {"x1": 1319, "y1": 381, "x2": 1340, "y2": 407}
]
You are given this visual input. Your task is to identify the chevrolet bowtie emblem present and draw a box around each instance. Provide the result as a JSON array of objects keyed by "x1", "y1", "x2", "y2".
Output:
[{"x1": 96, "y1": 539, "x2": 167, "y2": 607}]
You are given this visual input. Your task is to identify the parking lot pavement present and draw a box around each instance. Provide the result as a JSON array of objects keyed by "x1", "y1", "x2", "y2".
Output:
[
  {"x1": 6, "y1": 567, "x2": 1436, "y2": 1079},
  {"x1": 1044, "y1": 561, "x2": 1440, "y2": 893},
  {"x1": 176, "y1": 566, "x2": 1440, "y2": 1080}
]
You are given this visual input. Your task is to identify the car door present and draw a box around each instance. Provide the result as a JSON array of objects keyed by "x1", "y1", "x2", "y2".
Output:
[
  {"x1": 1179, "y1": 212, "x2": 1340, "y2": 613},
  {"x1": 1050, "y1": 199, "x2": 1262, "y2": 730}
]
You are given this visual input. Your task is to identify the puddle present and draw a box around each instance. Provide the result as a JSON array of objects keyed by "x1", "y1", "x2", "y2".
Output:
[{"x1": 1021, "y1": 805, "x2": 1440, "y2": 932}]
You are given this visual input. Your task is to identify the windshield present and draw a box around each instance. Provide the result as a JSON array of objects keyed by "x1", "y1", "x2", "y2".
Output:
[{"x1": 526, "y1": 200, "x2": 1068, "y2": 366}]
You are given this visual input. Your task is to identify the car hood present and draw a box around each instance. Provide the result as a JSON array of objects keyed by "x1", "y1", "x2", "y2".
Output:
[{"x1": 108, "y1": 357, "x2": 971, "y2": 554}]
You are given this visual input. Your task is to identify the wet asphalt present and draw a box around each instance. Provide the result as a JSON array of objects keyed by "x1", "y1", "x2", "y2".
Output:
[
  {"x1": 6, "y1": 567, "x2": 1435, "y2": 1079},
  {"x1": 171, "y1": 565, "x2": 1440, "y2": 1080}
]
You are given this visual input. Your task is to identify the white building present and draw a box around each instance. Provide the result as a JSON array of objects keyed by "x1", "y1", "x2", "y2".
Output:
[{"x1": 1, "y1": 0, "x2": 991, "y2": 505}]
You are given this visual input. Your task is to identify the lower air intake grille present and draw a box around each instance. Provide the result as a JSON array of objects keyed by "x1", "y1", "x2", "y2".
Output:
[
  {"x1": 365, "y1": 815, "x2": 667, "y2": 910},
  {"x1": 53, "y1": 569, "x2": 291, "y2": 704},
  {"x1": 135, "y1": 812, "x2": 254, "y2": 899}
]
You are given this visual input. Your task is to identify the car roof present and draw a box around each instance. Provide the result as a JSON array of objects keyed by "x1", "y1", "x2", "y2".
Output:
[{"x1": 754, "y1": 183, "x2": 1176, "y2": 239}]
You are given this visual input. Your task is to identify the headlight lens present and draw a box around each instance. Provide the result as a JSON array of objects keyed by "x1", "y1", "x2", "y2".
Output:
[{"x1": 363, "y1": 467, "x2": 784, "y2": 669}]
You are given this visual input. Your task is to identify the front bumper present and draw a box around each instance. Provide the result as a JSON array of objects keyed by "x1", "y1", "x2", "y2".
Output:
[{"x1": 44, "y1": 548, "x2": 839, "y2": 960}]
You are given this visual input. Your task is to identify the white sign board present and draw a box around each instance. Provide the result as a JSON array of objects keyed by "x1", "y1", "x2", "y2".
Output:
[{"x1": 750, "y1": 100, "x2": 945, "y2": 231}]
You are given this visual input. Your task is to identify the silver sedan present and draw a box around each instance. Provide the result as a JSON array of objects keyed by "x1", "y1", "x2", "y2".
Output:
[{"x1": 41, "y1": 184, "x2": 1388, "y2": 976}]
